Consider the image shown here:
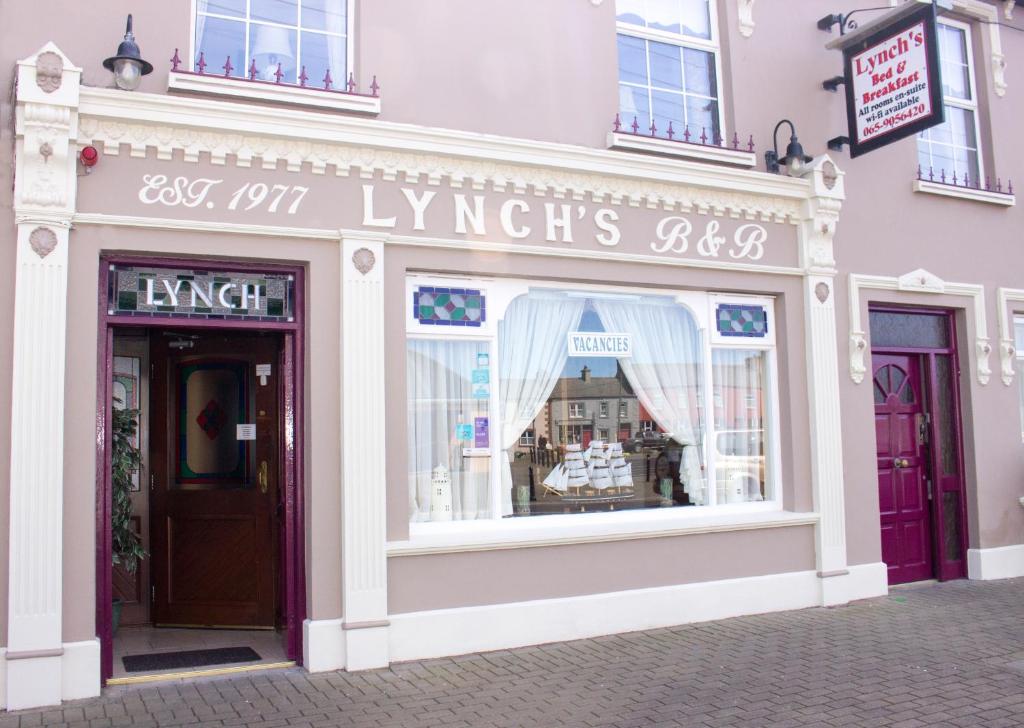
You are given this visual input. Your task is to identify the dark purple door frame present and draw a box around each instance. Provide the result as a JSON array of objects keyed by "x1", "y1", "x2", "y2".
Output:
[
  {"x1": 95, "y1": 256, "x2": 307, "y2": 682},
  {"x1": 869, "y1": 305, "x2": 969, "y2": 582}
]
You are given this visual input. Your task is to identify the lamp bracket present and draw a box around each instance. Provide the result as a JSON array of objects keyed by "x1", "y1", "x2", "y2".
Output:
[
  {"x1": 827, "y1": 136, "x2": 851, "y2": 152},
  {"x1": 822, "y1": 75, "x2": 845, "y2": 92},
  {"x1": 816, "y1": 5, "x2": 896, "y2": 35}
]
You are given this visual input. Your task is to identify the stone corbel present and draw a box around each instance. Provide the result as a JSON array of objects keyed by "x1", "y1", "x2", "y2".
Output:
[
  {"x1": 798, "y1": 156, "x2": 845, "y2": 275},
  {"x1": 996, "y1": 288, "x2": 1024, "y2": 385},
  {"x1": 1004, "y1": 0, "x2": 1014, "y2": 20},
  {"x1": 738, "y1": 0, "x2": 756, "y2": 37},
  {"x1": 849, "y1": 331, "x2": 868, "y2": 384}
]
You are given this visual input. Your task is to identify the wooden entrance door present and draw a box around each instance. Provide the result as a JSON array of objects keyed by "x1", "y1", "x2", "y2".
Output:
[
  {"x1": 150, "y1": 331, "x2": 281, "y2": 627},
  {"x1": 874, "y1": 354, "x2": 933, "y2": 585}
]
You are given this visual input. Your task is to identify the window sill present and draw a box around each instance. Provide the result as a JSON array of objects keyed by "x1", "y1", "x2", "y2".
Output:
[
  {"x1": 607, "y1": 131, "x2": 757, "y2": 168},
  {"x1": 912, "y1": 179, "x2": 1015, "y2": 206},
  {"x1": 388, "y1": 506, "x2": 817, "y2": 556},
  {"x1": 167, "y1": 72, "x2": 381, "y2": 115}
]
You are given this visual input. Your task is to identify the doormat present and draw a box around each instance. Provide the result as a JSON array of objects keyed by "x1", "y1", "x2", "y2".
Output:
[{"x1": 122, "y1": 646, "x2": 261, "y2": 673}]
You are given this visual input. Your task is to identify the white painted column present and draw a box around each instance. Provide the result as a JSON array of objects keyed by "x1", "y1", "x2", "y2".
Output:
[
  {"x1": 797, "y1": 158, "x2": 869, "y2": 606},
  {"x1": 6, "y1": 44, "x2": 90, "y2": 710},
  {"x1": 340, "y1": 236, "x2": 390, "y2": 670}
]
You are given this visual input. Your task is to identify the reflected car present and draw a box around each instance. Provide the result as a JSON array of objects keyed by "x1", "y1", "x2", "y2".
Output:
[{"x1": 622, "y1": 430, "x2": 669, "y2": 453}]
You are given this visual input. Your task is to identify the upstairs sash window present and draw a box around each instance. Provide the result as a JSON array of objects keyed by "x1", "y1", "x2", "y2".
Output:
[{"x1": 615, "y1": 0, "x2": 722, "y2": 142}]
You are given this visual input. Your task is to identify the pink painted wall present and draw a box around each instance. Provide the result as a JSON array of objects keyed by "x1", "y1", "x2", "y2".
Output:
[{"x1": 0, "y1": 0, "x2": 1022, "y2": 647}]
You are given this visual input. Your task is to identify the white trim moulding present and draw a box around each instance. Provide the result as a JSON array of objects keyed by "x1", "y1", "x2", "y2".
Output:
[
  {"x1": 167, "y1": 72, "x2": 382, "y2": 115},
  {"x1": 607, "y1": 132, "x2": 757, "y2": 168},
  {"x1": 996, "y1": 287, "x2": 1024, "y2": 385},
  {"x1": 387, "y1": 563, "x2": 889, "y2": 663},
  {"x1": 76, "y1": 87, "x2": 809, "y2": 224},
  {"x1": 388, "y1": 511, "x2": 818, "y2": 556},
  {"x1": 848, "y1": 269, "x2": 991, "y2": 385},
  {"x1": 70, "y1": 214, "x2": 808, "y2": 277},
  {"x1": 913, "y1": 180, "x2": 1015, "y2": 206}
]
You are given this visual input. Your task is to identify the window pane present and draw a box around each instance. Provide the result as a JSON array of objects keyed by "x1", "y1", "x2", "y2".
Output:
[
  {"x1": 680, "y1": 0, "x2": 711, "y2": 39},
  {"x1": 649, "y1": 41, "x2": 682, "y2": 90},
  {"x1": 647, "y1": 0, "x2": 682, "y2": 34},
  {"x1": 616, "y1": 0, "x2": 646, "y2": 27},
  {"x1": 652, "y1": 90, "x2": 685, "y2": 132},
  {"x1": 619, "y1": 84, "x2": 651, "y2": 131},
  {"x1": 251, "y1": 0, "x2": 298, "y2": 25},
  {"x1": 683, "y1": 47, "x2": 716, "y2": 97},
  {"x1": 685, "y1": 95, "x2": 719, "y2": 139},
  {"x1": 617, "y1": 34, "x2": 648, "y2": 85},
  {"x1": 300, "y1": 31, "x2": 346, "y2": 87},
  {"x1": 196, "y1": 16, "x2": 246, "y2": 77},
  {"x1": 407, "y1": 340, "x2": 491, "y2": 522},
  {"x1": 502, "y1": 292, "x2": 706, "y2": 517},
  {"x1": 868, "y1": 311, "x2": 950, "y2": 349},
  {"x1": 302, "y1": 0, "x2": 346, "y2": 32},
  {"x1": 198, "y1": 0, "x2": 246, "y2": 17},
  {"x1": 947, "y1": 106, "x2": 977, "y2": 150},
  {"x1": 250, "y1": 23, "x2": 298, "y2": 82},
  {"x1": 712, "y1": 349, "x2": 768, "y2": 503},
  {"x1": 939, "y1": 24, "x2": 969, "y2": 65}
]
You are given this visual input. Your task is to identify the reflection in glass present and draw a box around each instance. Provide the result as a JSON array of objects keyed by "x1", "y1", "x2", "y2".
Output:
[
  {"x1": 195, "y1": 16, "x2": 246, "y2": 76},
  {"x1": 712, "y1": 349, "x2": 767, "y2": 502},
  {"x1": 407, "y1": 340, "x2": 491, "y2": 522},
  {"x1": 935, "y1": 355, "x2": 958, "y2": 476},
  {"x1": 869, "y1": 311, "x2": 950, "y2": 349}
]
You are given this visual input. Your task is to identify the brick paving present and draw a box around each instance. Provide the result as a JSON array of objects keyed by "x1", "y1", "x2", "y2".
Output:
[{"x1": 4, "y1": 578, "x2": 1024, "y2": 727}]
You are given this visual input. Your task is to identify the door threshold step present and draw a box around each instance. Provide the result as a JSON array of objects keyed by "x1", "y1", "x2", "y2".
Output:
[{"x1": 107, "y1": 660, "x2": 296, "y2": 686}]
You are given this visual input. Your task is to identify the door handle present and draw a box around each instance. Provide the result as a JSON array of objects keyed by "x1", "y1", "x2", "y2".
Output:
[
  {"x1": 258, "y1": 460, "x2": 269, "y2": 494},
  {"x1": 893, "y1": 458, "x2": 910, "y2": 469}
]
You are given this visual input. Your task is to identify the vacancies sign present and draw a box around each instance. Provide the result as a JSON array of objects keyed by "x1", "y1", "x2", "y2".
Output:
[{"x1": 838, "y1": 2, "x2": 943, "y2": 158}]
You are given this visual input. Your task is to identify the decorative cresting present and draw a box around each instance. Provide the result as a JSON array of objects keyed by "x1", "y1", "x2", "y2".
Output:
[
  {"x1": 8, "y1": 42, "x2": 86, "y2": 711},
  {"x1": 849, "y1": 268, "x2": 992, "y2": 386},
  {"x1": 75, "y1": 93, "x2": 804, "y2": 225},
  {"x1": 996, "y1": 287, "x2": 1024, "y2": 385},
  {"x1": 352, "y1": 247, "x2": 376, "y2": 275},
  {"x1": 28, "y1": 226, "x2": 58, "y2": 258}
]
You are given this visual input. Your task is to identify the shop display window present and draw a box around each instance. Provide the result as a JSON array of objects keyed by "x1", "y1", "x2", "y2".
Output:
[
  {"x1": 194, "y1": 0, "x2": 349, "y2": 86},
  {"x1": 406, "y1": 278, "x2": 780, "y2": 525},
  {"x1": 615, "y1": 0, "x2": 722, "y2": 141}
]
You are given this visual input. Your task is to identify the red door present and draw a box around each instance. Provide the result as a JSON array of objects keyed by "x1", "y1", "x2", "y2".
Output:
[{"x1": 874, "y1": 354, "x2": 933, "y2": 585}]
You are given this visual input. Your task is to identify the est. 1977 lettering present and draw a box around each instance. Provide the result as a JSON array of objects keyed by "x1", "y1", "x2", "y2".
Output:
[{"x1": 139, "y1": 175, "x2": 308, "y2": 215}]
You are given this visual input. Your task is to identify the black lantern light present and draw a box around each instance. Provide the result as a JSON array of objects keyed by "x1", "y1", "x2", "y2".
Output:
[
  {"x1": 764, "y1": 119, "x2": 814, "y2": 176},
  {"x1": 103, "y1": 14, "x2": 153, "y2": 91}
]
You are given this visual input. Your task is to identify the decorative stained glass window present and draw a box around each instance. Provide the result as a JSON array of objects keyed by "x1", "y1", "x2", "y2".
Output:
[
  {"x1": 108, "y1": 265, "x2": 295, "y2": 323},
  {"x1": 413, "y1": 286, "x2": 485, "y2": 327},
  {"x1": 716, "y1": 304, "x2": 767, "y2": 338}
]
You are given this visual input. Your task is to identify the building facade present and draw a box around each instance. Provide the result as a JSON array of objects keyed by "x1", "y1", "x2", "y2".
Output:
[{"x1": 2, "y1": 0, "x2": 1023, "y2": 711}]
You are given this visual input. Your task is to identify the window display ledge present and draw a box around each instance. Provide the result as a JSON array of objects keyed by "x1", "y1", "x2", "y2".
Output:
[
  {"x1": 912, "y1": 180, "x2": 1015, "y2": 206},
  {"x1": 167, "y1": 72, "x2": 382, "y2": 115},
  {"x1": 388, "y1": 509, "x2": 818, "y2": 556}
]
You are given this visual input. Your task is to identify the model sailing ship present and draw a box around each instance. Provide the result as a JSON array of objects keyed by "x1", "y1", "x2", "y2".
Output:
[{"x1": 542, "y1": 441, "x2": 634, "y2": 504}]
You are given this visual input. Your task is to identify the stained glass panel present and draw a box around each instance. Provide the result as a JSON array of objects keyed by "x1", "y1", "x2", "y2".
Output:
[
  {"x1": 716, "y1": 304, "x2": 768, "y2": 338},
  {"x1": 413, "y1": 286, "x2": 486, "y2": 327}
]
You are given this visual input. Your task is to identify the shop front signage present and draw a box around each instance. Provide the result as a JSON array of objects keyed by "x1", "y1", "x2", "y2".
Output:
[
  {"x1": 568, "y1": 333, "x2": 632, "y2": 358},
  {"x1": 833, "y1": 2, "x2": 943, "y2": 158},
  {"x1": 107, "y1": 264, "x2": 296, "y2": 322}
]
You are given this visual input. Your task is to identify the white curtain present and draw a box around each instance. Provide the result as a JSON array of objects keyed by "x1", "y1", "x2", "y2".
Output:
[
  {"x1": 323, "y1": 0, "x2": 347, "y2": 82},
  {"x1": 194, "y1": 1, "x2": 209, "y2": 67},
  {"x1": 591, "y1": 299, "x2": 707, "y2": 504},
  {"x1": 499, "y1": 294, "x2": 586, "y2": 516},
  {"x1": 711, "y1": 349, "x2": 766, "y2": 502},
  {"x1": 407, "y1": 340, "x2": 490, "y2": 521}
]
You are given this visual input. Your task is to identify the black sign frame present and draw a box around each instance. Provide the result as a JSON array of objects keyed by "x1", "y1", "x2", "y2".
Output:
[{"x1": 841, "y1": 2, "x2": 944, "y2": 158}]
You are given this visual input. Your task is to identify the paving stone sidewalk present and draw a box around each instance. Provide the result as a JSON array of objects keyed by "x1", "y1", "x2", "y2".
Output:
[{"x1": 5, "y1": 578, "x2": 1024, "y2": 727}]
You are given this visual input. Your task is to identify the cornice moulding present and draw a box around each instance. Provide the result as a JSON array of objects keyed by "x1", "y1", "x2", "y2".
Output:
[{"x1": 77, "y1": 87, "x2": 811, "y2": 223}]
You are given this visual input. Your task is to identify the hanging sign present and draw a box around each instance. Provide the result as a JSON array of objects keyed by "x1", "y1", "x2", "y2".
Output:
[
  {"x1": 567, "y1": 333, "x2": 632, "y2": 358},
  {"x1": 831, "y1": 1, "x2": 944, "y2": 158}
]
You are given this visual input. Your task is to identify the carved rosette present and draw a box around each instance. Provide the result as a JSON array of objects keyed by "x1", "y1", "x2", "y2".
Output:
[
  {"x1": 352, "y1": 247, "x2": 376, "y2": 275},
  {"x1": 28, "y1": 227, "x2": 58, "y2": 258},
  {"x1": 35, "y1": 52, "x2": 64, "y2": 93},
  {"x1": 814, "y1": 281, "x2": 830, "y2": 303}
]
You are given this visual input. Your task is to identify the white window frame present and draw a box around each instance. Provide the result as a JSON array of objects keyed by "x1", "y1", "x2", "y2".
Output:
[
  {"x1": 614, "y1": 1, "x2": 727, "y2": 146},
  {"x1": 404, "y1": 274, "x2": 785, "y2": 544},
  {"x1": 175, "y1": 0, "x2": 379, "y2": 114},
  {"x1": 1014, "y1": 314, "x2": 1024, "y2": 442},
  {"x1": 599, "y1": 401, "x2": 610, "y2": 418},
  {"x1": 568, "y1": 402, "x2": 586, "y2": 419},
  {"x1": 519, "y1": 429, "x2": 535, "y2": 447},
  {"x1": 917, "y1": 17, "x2": 984, "y2": 183}
]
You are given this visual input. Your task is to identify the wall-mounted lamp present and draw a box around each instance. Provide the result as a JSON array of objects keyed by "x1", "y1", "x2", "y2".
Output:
[
  {"x1": 764, "y1": 119, "x2": 813, "y2": 176},
  {"x1": 103, "y1": 14, "x2": 153, "y2": 91}
]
